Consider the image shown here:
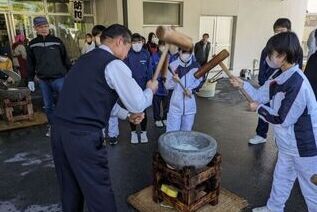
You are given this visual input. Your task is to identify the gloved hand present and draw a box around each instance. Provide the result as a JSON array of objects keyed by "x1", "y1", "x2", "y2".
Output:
[{"x1": 28, "y1": 81, "x2": 35, "y2": 92}]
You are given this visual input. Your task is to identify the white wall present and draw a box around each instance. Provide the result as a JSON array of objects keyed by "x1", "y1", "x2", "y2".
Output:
[{"x1": 122, "y1": 0, "x2": 308, "y2": 74}]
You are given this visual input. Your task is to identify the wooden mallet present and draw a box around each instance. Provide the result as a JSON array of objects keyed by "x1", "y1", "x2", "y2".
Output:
[
  {"x1": 154, "y1": 26, "x2": 193, "y2": 97},
  {"x1": 156, "y1": 26, "x2": 193, "y2": 51},
  {"x1": 152, "y1": 44, "x2": 170, "y2": 81}
]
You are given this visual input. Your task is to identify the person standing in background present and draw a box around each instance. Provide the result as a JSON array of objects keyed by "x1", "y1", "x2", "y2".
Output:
[
  {"x1": 27, "y1": 16, "x2": 71, "y2": 137},
  {"x1": 92, "y1": 25, "x2": 106, "y2": 47},
  {"x1": 307, "y1": 28, "x2": 317, "y2": 60},
  {"x1": 146, "y1": 32, "x2": 158, "y2": 55},
  {"x1": 81, "y1": 33, "x2": 95, "y2": 54},
  {"x1": 12, "y1": 34, "x2": 28, "y2": 86},
  {"x1": 125, "y1": 33, "x2": 153, "y2": 144},
  {"x1": 194, "y1": 33, "x2": 210, "y2": 66}
]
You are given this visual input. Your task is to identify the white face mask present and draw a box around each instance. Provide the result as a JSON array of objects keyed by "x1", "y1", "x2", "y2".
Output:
[
  {"x1": 265, "y1": 56, "x2": 280, "y2": 69},
  {"x1": 180, "y1": 53, "x2": 192, "y2": 63},
  {"x1": 159, "y1": 45, "x2": 165, "y2": 53},
  {"x1": 132, "y1": 42, "x2": 143, "y2": 52},
  {"x1": 151, "y1": 37, "x2": 159, "y2": 45},
  {"x1": 0, "y1": 56, "x2": 8, "y2": 62}
]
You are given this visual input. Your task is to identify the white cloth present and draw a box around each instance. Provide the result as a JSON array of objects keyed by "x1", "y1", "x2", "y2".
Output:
[
  {"x1": 96, "y1": 45, "x2": 153, "y2": 120},
  {"x1": 267, "y1": 152, "x2": 317, "y2": 212},
  {"x1": 166, "y1": 113, "x2": 195, "y2": 132}
]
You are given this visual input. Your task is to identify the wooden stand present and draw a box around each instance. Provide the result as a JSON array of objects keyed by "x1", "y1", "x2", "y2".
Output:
[
  {"x1": 153, "y1": 152, "x2": 222, "y2": 212},
  {"x1": 2, "y1": 95, "x2": 34, "y2": 123}
]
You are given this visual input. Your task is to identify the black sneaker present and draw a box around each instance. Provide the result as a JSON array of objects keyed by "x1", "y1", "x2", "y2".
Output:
[{"x1": 108, "y1": 137, "x2": 118, "y2": 145}]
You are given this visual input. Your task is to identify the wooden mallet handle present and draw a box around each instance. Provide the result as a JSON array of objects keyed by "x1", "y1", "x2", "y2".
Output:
[
  {"x1": 194, "y1": 49, "x2": 230, "y2": 79},
  {"x1": 168, "y1": 68, "x2": 192, "y2": 98},
  {"x1": 218, "y1": 62, "x2": 254, "y2": 103},
  {"x1": 152, "y1": 44, "x2": 170, "y2": 81}
]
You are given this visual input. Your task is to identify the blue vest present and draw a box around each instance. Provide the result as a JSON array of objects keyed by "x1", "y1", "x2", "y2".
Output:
[{"x1": 54, "y1": 48, "x2": 119, "y2": 130}]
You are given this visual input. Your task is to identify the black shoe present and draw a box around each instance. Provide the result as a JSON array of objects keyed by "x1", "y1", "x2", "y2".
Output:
[{"x1": 109, "y1": 137, "x2": 118, "y2": 145}]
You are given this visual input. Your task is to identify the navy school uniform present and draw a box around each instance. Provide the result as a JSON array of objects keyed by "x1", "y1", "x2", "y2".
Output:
[{"x1": 124, "y1": 48, "x2": 152, "y2": 131}]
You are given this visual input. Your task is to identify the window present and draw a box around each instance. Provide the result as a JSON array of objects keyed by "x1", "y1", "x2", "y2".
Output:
[
  {"x1": 47, "y1": 0, "x2": 70, "y2": 13},
  {"x1": 11, "y1": 0, "x2": 44, "y2": 13},
  {"x1": 143, "y1": 1, "x2": 183, "y2": 26}
]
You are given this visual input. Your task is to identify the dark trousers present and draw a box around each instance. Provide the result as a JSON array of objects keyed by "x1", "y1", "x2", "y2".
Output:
[
  {"x1": 152, "y1": 95, "x2": 168, "y2": 121},
  {"x1": 39, "y1": 77, "x2": 64, "y2": 124},
  {"x1": 166, "y1": 89, "x2": 173, "y2": 114},
  {"x1": 51, "y1": 124, "x2": 117, "y2": 212},
  {"x1": 130, "y1": 110, "x2": 147, "y2": 131},
  {"x1": 256, "y1": 103, "x2": 269, "y2": 138}
]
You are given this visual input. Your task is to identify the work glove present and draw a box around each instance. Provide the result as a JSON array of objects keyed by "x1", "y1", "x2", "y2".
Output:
[{"x1": 28, "y1": 81, "x2": 35, "y2": 92}]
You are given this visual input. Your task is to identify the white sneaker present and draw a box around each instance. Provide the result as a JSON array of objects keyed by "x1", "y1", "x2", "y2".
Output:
[
  {"x1": 252, "y1": 206, "x2": 271, "y2": 212},
  {"x1": 131, "y1": 131, "x2": 138, "y2": 144},
  {"x1": 140, "y1": 131, "x2": 148, "y2": 143},
  {"x1": 46, "y1": 126, "x2": 51, "y2": 137},
  {"x1": 249, "y1": 135, "x2": 266, "y2": 145},
  {"x1": 162, "y1": 120, "x2": 167, "y2": 126},
  {"x1": 155, "y1": 121, "x2": 164, "y2": 128}
]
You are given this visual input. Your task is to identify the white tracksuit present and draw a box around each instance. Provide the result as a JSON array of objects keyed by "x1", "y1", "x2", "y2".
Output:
[
  {"x1": 165, "y1": 58, "x2": 202, "y2": 132},
  {"x1": 244, "y1": 65, "x2": 317, "y2": 212}
]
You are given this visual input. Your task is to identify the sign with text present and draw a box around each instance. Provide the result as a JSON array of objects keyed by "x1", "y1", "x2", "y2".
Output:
[{"x1": 73, "y1": 0, "x2": 84, "y2": 22}]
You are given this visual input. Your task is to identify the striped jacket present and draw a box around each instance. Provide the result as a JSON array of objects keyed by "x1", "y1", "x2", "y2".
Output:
[
  {"x1": 244, "y1": 65, "x2": 317, "y2": 157},
  {"x1": 27, "y1": 34, "x2": 71, "y2": 81}
]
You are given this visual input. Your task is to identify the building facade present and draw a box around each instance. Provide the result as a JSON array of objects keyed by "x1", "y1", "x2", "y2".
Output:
[{"x1": 2, "y1": 0, "x2": 311, "y2": 72}]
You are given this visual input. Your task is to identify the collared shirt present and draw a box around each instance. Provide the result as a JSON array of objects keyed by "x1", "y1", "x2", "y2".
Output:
[{"x1": 99, "y1": 45, "x2": 153, "y2": 119}]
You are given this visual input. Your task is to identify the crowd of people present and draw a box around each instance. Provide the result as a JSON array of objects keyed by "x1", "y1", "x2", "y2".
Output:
[
  {"x1": 78, "y1": 24, "x2": 211, "y2": 145},
  {"x1": 0, "y1": 15, "x2": 316, "y2": 212}
]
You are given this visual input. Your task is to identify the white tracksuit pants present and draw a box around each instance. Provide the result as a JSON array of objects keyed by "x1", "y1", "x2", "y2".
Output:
[
  {"x1": 166, "y1": 113, "x2": 195, "y2": 132},
  {"x1": 267, "y1": 152, "x2": 317, "y2": 212}
]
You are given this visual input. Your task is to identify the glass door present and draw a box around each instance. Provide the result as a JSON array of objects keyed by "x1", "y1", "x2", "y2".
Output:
[
  {"x1": 12, "y1": 13, "x2": 37, "y2": 44},
  {"x1": 0, "y1": 12, "x2": 14, "y2": 57}
]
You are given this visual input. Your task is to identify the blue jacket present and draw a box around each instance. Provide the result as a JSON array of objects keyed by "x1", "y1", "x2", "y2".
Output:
[
  {"x1": 151, "y1": 52, "x2": 168, "y2": 96},
  {"x1": 124, "y1": 49, "x2": 152, "y2": 90},
  {"x1": 245, "y1": 65, "x2": 317, "y2": 157}
]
